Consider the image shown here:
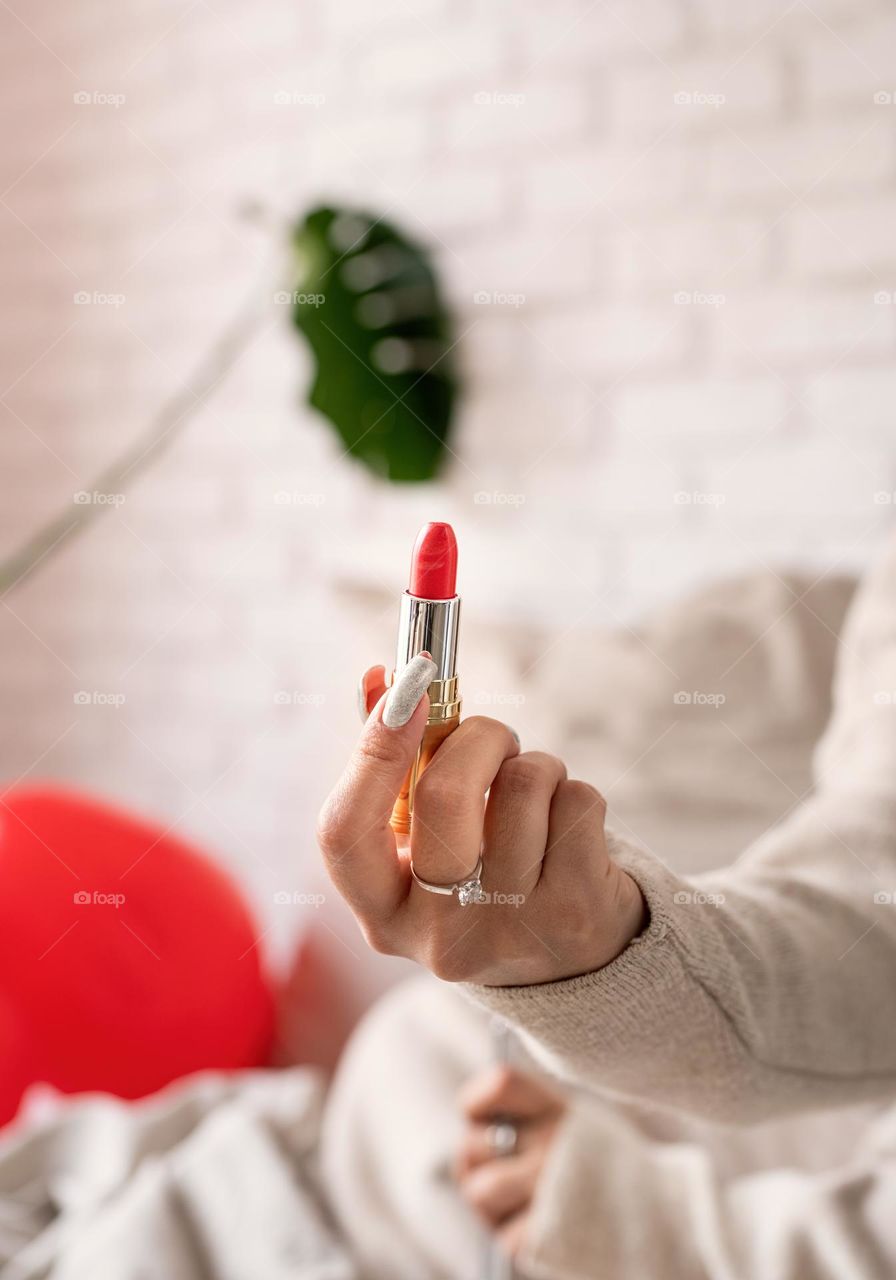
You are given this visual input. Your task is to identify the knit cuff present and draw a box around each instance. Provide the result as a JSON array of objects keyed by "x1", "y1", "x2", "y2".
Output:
[
  {"x1": 462, "y1": 835, "x2": 737, "y2": 1109},
  {"x1": 464, "y1": 833, "x2": 681, "y2": 1017},
  {"x1": 520, "y1": 1098, "x2": 706, "y2": 1280}
]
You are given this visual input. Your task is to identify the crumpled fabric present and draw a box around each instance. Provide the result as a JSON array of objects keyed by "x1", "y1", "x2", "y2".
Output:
[{"x1": 0, "y1": 1069, "x2": 355, "y2": 1280}]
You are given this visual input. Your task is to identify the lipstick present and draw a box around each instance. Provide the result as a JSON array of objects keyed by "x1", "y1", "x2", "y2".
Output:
[{"x1": 390, "y1": 522, "x2": 462, "y2": 835}]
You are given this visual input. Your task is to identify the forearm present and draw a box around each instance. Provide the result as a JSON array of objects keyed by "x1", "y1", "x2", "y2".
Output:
[{"x1": 465, "y1": 807, "x2": 896, "y2": 1121}]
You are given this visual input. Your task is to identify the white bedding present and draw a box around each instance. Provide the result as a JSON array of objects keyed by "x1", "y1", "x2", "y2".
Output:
[{"x1": 0, "y1": 1071, "x2": 353, "y2": 1280}]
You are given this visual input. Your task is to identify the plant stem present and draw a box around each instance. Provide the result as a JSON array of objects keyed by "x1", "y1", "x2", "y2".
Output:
[{"x1": 0, "y1": 289, "x2": 271, "y2": 598}]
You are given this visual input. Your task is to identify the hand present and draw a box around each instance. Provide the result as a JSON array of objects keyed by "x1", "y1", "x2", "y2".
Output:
[
  {"x1": 316, "y1": 659, "x2": 647, "y2": 986},
  {"x1": 455, "y1": 1065, "x2": 566, "y2": 1256}
]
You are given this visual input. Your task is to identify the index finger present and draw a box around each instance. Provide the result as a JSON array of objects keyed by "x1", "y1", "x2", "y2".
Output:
[{"x1": 317, "y1": 654, "x2": 436, "y2": 917}]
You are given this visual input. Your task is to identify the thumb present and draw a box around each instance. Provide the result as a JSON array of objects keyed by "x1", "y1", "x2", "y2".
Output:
[
  {"x1": 318, "y1": 654, "x2": 436, "y2": 915},
  {"x1": 358, "y1": 652, "x2": 437, "y2": 803}
]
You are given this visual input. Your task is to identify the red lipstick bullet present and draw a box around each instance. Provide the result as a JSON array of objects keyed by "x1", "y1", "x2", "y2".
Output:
[
  {"x1": 390, "y1": 522, "x2": 462, "y2": 836},
  {"x1": 408, "y1": 522, "x2": 458, "y2": 599}
]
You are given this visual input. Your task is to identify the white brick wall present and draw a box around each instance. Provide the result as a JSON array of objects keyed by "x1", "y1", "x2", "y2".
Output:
[{"x1": 2, "y1": 0, "x2": 896, "y2": 969}]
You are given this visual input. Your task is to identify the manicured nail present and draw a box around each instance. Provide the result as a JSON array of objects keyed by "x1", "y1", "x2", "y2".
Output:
[
  {"x1": 357, "y1": 675, "x2": 369, "y2": 723},
  {"x1": 358, "y1": 666, "x2": 386, "y2": 723},
  {"x1": 383, "y1": 653, "x2": 437, "y2": 729}
]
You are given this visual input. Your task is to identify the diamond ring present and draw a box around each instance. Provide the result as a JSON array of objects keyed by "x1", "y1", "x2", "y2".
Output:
[
  {"x1": 410, "y1": 854, "x2": 486, "y2": 906},
  {"x1": 486, "y1": 1120, "x2": 518, "y2": 1158}
]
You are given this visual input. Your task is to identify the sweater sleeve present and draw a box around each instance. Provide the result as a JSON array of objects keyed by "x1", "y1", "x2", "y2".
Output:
[
  {"x1": 519, "y1": 1098, "x2": 896, "y2": 1280},
  {"x1": 464, "y1": 534, "x2": 896, "y2": 1122}
]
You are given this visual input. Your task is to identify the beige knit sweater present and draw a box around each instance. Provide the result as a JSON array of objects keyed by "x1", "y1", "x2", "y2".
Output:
[
  {"x1": 465, "y1": 531, "x2": 896, "y2": 1126},
  {"x1": 522, "y1": 1087, "x2": 896, "y2": 1279}
]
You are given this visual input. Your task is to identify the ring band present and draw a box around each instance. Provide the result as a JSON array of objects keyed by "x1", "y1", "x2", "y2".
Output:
[
  {"x1": 410, "y1": 854, "x2": 486, "y2": 906},
  {"x1": 486, "y1": 1120, "x2": 518, "y2": 1158}
]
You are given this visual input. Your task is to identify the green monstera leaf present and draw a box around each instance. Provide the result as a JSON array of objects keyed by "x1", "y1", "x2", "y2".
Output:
[{"x1": 290, "y1": 205, "x2": 458, "y2": 482}]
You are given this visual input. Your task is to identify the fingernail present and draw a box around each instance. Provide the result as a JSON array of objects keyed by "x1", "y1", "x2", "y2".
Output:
[
  {"x1": 358, "y1": 666, "x2": 386, "y2": 723},
  {"x1": 383, "y1": 653, "x2": 437, "y2": 729},
  {"x1": 506, "y1": 726, "x2": 520, "y2": 745},
  {"x1": 357, "y1": 675, "x2": 369, "y2": 723},
  {"x1": 357, "y1": 669, "x2": 380, "y2": 724}
]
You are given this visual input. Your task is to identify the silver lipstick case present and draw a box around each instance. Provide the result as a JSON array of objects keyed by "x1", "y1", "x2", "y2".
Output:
[{"x1": 394, "y1": 592, "x2": 461, "y2": 722}]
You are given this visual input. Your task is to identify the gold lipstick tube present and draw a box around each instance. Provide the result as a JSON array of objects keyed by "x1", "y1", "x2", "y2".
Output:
[{"x1": 389, "y1": 592, "x2": 461, "y2": 835}]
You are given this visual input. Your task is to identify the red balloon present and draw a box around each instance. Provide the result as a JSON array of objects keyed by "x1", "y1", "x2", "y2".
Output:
[{"x1": 0, "y1": 787, "x2": 275, "y2": 1126}]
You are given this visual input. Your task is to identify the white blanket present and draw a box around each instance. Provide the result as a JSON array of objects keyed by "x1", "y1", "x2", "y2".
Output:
[{"x1": 0, "y1": 1071, "x2": 354, "y2": 1280}]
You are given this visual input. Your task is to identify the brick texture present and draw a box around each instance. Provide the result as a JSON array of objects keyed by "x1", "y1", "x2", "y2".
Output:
[{"x1": 1, "y1": 0, "x2": 895, "y2": 964}]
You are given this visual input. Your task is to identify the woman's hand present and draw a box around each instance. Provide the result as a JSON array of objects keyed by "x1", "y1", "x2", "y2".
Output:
[
  {"x1": 316, "y1": 658, "x2": 646, "y2": 986},
  {"x1": 455, "y1": 1065, "x2": 566, "y2": 1256}
]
